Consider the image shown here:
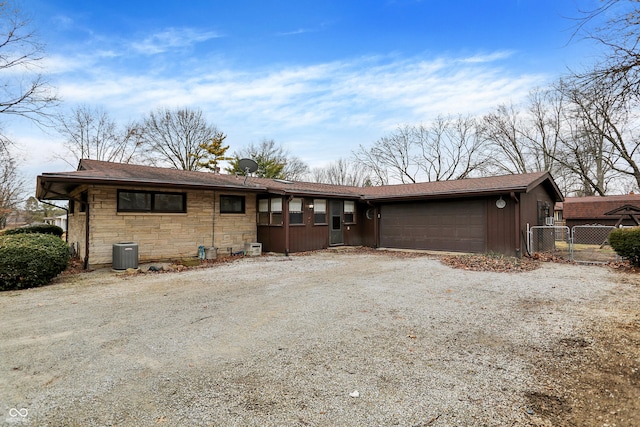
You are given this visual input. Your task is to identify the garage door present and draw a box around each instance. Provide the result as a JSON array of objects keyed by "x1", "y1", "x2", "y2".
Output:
[{"x1": 380, "y1": 200, "x2": 486, "y2": 253}]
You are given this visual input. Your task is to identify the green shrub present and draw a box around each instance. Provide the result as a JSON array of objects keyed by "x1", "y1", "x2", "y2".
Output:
[
  {"x1": 2, "y1": 223, "x2": 64, "y2": 237},
  {"x1": 609, "y1": 227, "x2": 640, "y2": 266},
  {"x1": 0, "y1": 233, "x2": 70, "y2": 291}
]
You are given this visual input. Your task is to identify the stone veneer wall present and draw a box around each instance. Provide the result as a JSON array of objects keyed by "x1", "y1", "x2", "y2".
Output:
[{"x1": 67, "y1": 185, "x2": 257, "y2": 266}]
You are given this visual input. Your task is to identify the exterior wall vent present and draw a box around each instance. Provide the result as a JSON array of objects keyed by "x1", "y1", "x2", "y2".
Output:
[{"x1": 244, "y1": 243, "x2": 262, "y2": 256}]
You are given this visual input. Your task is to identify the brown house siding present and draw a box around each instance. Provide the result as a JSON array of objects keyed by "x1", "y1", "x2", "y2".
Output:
[
  {"x1": 485, "y1": 195, "x2": 516, "y2": 256},
  {"x1": 258, "y1": 197, "x2": 370, "y2": 253}
]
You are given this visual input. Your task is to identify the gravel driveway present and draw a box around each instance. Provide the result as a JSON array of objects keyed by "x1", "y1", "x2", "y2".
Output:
[{"x1": 0, "y1": 249, "x2": 637, "y2": 426}]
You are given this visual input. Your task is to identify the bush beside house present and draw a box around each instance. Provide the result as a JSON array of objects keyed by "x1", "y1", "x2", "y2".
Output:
[
  {"x1": 0, "y1": 233, "x2": 70, "y2": 291},
  {"x1": 2, "y1": 223, "x2": 64, "y2": 237}
]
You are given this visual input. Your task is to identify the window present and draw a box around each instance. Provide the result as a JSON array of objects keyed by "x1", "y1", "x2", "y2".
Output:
[
  {"x1": 289, "y1": 198, "x2": 303, "y2": 224},
  {"x1": 344, "y1": 200, "x2": 355, "y2": 223},
  {"x1": 257, "y1": 197, "x2": 287, "y2": 225},
  {"x1": 117, "y1": 190, "x2": 186, "y2": 213},
  {"x1": 314, "y1": 199, "x2": 327, "y2": 224},
  {"x1": 271, "y1": 197, "x2": 283, "y2": 225},
  {"x1": 79, "y1": 191, "x2": 88, "y2": 213},
  {"x1": 258, "y1": 199, "x2": 269, "y2": 225},
  {"x1": 220, "y1": 195, "x2": 245, "y2": 214}
]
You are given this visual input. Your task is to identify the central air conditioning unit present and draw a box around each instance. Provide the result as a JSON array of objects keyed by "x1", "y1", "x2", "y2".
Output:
[
  {"x1": 545, "y1": 217, "x2": 555, "y2": 226},
  {"x1": 113, "y1": 242, "x2": 139, "y2": 270}
]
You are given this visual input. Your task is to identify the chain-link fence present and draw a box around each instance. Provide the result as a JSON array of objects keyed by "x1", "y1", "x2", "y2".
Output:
[
  {"x1": 529, "y1": 226, "x2": 571, "y2": 259},
  {"x1": 571, "y1": 225, "x2": 618, "y2": 263},
  {"x1": 528, "y1": 225, "x2": 622, "y2": 263}
]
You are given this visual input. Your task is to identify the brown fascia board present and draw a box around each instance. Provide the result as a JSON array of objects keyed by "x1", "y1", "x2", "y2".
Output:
[
  {"x1": 266, "y1": 188, "x2": 362, "y2": 199},
  {"x1": 361, "y1": 187, "x2": 528, "y2": 202},
  {"x1": 36, "y1": 173, "x2": 268, "y2": 198}
]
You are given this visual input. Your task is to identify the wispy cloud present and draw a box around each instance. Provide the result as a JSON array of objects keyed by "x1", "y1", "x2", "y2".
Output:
[
  {"x1": 277, "y1": 28, "x2": 316, "y2": 36},
  {"x1": 43, "y1": 49, "x2": 549, "y2": 167},
  {"x1": 130, "y1": 28, "x2": 223, "y2": 55},
  {"x1": 459, "y1": 50, "x2": 515, "y2": 63}
]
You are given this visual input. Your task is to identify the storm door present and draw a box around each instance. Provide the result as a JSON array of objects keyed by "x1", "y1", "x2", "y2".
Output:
[{"x1": 329, "y1": 200, "x2": 344, "y2": 245}]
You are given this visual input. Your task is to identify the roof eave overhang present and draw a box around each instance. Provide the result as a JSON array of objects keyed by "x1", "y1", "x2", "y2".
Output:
[
  {"x1": 264, "y1": 188, "x2": 362, "y2": 199},
  {"x1": 362, "y1": 187, "x2": 529, "y2": 203},
  {"x1": 36, "y1": 175, "x2": 268, "y2": 200}
]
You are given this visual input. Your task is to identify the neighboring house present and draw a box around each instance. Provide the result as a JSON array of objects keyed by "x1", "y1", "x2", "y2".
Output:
[
  {"x1": 36, "y1": 160, "x2": 563, "y2": 267},
  {"x1": 44, "y1": 214, "x2": 68, "y2": 232},
  {"x1": 562, "y1": 195, "x2": 640, "y2": 228}
]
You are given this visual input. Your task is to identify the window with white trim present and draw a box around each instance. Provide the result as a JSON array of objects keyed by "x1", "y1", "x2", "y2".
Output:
[
  {"x1": 258, "y1": 199, "x2": 269, "y2": 225},
  {"x1": 289, "y1": 197, "x2": 303, "y2": 224},
  {"x1": 314, "y1": 199, "x2": 327, "y2": 224},
  {"x1": 270, "y1": 197, "x2": 283, "y2": 225},
  {"x1": 344, "y1": 200, "x2": 355, "y2": 223}
]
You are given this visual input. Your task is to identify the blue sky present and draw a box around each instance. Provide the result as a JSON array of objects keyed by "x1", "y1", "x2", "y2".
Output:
[{"x1": 11, "y1": 0, "x2": 604, "y2": 187}]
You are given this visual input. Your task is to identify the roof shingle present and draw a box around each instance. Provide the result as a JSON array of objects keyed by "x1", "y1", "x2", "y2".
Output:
[{"x1": 37, "y1": 159, "x2": 563, "y2": 202}]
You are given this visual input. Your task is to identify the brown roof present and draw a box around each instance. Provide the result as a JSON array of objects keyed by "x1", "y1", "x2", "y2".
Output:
[
  {"x1": 563, "y1": 195, "x2": 640, "y2": 220},
  {"x1": 36, "y1": 159, "x2": 563, "y2": 202},
  {"x1": 359, "y1": 171, "x2": 560, "y2": 201}
]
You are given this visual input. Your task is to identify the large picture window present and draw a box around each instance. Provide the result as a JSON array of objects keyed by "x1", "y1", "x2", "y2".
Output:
[
  {"x1": 117, "y1": 190, "x2": 186, "y2": 213},
  {"x1": 220, "y1": 195, "x2": 245, "y2": 214}
]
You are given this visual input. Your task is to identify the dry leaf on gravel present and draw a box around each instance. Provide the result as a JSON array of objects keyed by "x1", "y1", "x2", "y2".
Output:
[{"x1": 440, "y1": 254, "x2": 540, "y2": 272}]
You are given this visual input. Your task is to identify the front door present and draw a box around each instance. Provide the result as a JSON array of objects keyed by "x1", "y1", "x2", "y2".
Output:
[{"x1": 330, "y1": 200, "x2": 343, "y2": 245}]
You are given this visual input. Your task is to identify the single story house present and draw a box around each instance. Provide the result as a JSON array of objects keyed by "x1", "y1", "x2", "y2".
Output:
[
  {"x1": 43, "y1": 214, "x2": 68, "y2": 231},
  {"x1": 36, "y1": 160, "x2": 563, "y2": 267},
  {"x1": 561, "y1": 194, "x2": 640, "y2": 228}
]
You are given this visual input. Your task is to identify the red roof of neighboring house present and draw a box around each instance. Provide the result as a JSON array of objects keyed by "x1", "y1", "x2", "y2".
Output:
[
  {"x1": 36, "y1": 159, "x2": 564, "y2": 203},
  {"x1": 562, "y1": 195, "x2": 640, "y2": 220}
]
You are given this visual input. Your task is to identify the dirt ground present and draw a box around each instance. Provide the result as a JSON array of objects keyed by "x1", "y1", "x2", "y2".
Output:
[
  {"x1": 528, "y1": 272, "x2": 640, "y2": 427},
  {"x1": 1, "y1": 248, "x2": 639, "y2": 426},
  {"x1": 444, "y1": 251, "x2": 640, "y2": 426}
]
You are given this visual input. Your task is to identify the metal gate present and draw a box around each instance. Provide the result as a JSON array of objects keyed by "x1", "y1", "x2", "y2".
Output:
[
  {"x1": 529, "y1": 226, "x2": 571, "y2": 259},
  {"x1": 528, "y1": 225, "x2": 621, "y2": 263}
]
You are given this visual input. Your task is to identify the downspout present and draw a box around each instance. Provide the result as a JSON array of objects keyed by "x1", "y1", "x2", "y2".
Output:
[
  {"x1": 212, "y1": 191, "x2": 216, "y2": 248},
  {"x1": 510, "y1": 192, "x2": 520, "y2": 258},
  {"x1": 84, "y1": 200, "x2": 90, "y2": 269},
  {"x1": 366, "y1": 200, "x2": 379, "y2": 248},
  {"x1": 284, "y1": 195, "x2": 292, "y2": 256}
]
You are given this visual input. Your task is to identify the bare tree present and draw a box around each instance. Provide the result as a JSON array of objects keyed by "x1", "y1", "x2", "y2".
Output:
[
  {"x1": 415, "y1": 115, "x2": 488, "y2": 181},
  {"x1": 556, "y1": 73, "x2": 639, "y2": 193},
  {"x1": 311, "y1": 158, "x2": 372, "y2": 186},
  {"x1": 0, "y1": 2, "x2": 58, "y2": 125},
  {"x1": 359, "y1": 125, "x2": 418, "y2": 184},
  {"x1": 575, "y1": 0, "x2": 640, "y2": 96},
  {"x1": 283, "y1": 155, "x2": 310, "y2": 181},
  {"x1": 351, "y1": 146, "x2": 389, "y2": 185},
  {"x1": 355, "y1": 118, "x2": 487, "y2": 184},
  {"x1": 55, "y1": 105, "x2": 142, "y2": 167},
  {"x1": 139, "y1": 107, "x2": 220, "y2": 171},
  {"x1": 523, "y1": 88, "x2": 563, "y2": 174},
  {"x1": 0, "y1": 143, "x2": 24, "y2": 229},
  {"x1": 479, "y1": 104, "x2": 533, "y2": 174}
]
